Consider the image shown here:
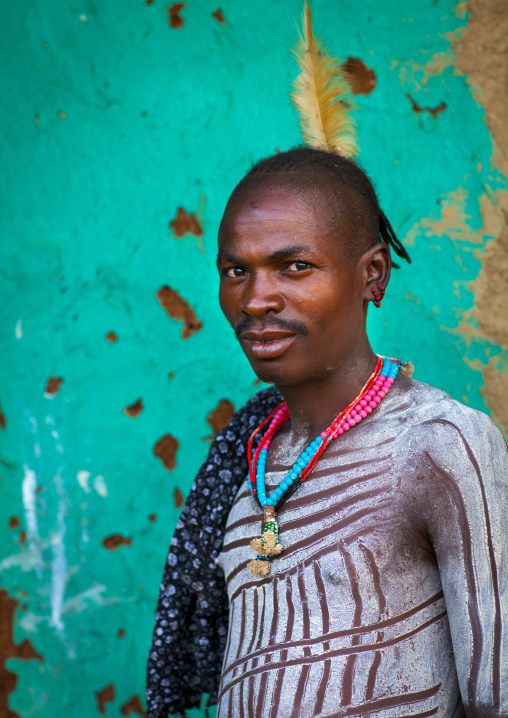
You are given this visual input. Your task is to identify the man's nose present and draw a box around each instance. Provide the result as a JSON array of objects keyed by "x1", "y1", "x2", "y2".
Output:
[{"x1": 239, "y1": 272, "x2": 283, "y2": 318}]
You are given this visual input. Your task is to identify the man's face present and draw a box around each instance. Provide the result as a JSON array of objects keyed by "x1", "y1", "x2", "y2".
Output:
[{"x1": 217, "y1": 184, "x2": 367, "y2": 387}]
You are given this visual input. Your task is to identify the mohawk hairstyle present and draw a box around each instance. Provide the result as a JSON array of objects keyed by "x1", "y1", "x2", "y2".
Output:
[{"x1": 228, "y1": 147, "x2": 411, "y2": 268}]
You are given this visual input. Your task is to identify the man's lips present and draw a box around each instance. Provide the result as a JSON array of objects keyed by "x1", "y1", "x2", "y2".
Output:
[{"x1": 240, "y1": 331, "x2": 297, "y2": 359}]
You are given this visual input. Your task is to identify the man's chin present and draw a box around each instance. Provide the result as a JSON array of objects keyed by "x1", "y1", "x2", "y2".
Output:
[{"x1": 250, "y1": 359, "x2": 298, "y2": 388}]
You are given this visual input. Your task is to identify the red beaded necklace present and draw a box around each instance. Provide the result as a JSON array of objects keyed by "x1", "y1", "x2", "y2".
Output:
[{"x1": 245, "y1": 356, "x2": 404, "y2": 577}]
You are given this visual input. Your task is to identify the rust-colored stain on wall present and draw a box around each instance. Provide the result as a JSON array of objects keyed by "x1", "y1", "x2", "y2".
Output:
[
  {"x1": 212, "y1": 9, "x2": 226, "y2": 24},
  {"x1": 45, "y1": 375, "x2": 64, "y2": 395},
  {"x1": 117, "y1": 627, "x2": 126, "y2": 638},
  {"x1": 173, "y1": 487, "x2": 184, "y2": 508},
  {"x1": 124, "y1": 399, "x2": 143, "y2": 418},
  {"x1": 206, "y1": 398, "x2": 235, "y2": 437},
  {"x1": 166, "y1": 3, "x2": 186, "y2": 29},
  {"x1": 156, "y1": 285, "x2": 203, "y2": 339},
  {"x1": 96, "y1": 683, "x2": 116, "y2": 715},
  {"x1": 0, "y1": 402, "x2": 6, "y2": 430},
  {"x1": 169, "y1": 206, "x2": 203, "y2": 238},
  {"x1": 153, "y1": 434, "x2": 179, "y2": 472},
  {"x1": 8, "y1": 516, "x2": 20, "y2": 529},
  {"x1": 406, "y1": 93, "x2": 447, "y2": 119},
  {"x1": 0, "y1": 590, "x2": 43, "y2": 718},
  {"x1": 105, "y1": 331, "x2": 118, "y2": 343},
  {"x1": 342, "y1": 57, "x2": 376, "y2": 95},
  {"x1": 148, "y1": 513, "x2": 157, "y2": 522},
  {"x1": 19, "y1": 531, "x2": 27, "y2": 545},
  {"x1": 121, "y1": 695, "x2": 147, "y2": 717},
  {"x1": 102, "y1": 534, "x2": 132, "y2": 550}
]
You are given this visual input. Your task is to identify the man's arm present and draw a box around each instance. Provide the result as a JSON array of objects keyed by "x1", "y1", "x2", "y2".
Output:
[{"x1": 413, "y1": 408, "x2": 508, "y2": 717}]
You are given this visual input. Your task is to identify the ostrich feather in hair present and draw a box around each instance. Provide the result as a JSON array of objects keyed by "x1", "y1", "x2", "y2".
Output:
[{"x1": 291, "y1": 1, "x2": 358, "y2": 158}]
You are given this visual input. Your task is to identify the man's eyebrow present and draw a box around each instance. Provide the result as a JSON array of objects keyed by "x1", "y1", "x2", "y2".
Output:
[
  {"x1": 266, "y1": 244, "x2": 315, "y2": 261},
  {"x1": 216, "y1": 244, "x2": 316, "y2": 266},
  {"x1": 216, "y1": 249, "x2": 243, "y2": 265}
]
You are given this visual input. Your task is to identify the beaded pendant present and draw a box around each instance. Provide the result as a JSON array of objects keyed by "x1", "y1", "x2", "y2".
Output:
[{"x1": 247, "y1": 506, "x2": 283, "y2": 577}]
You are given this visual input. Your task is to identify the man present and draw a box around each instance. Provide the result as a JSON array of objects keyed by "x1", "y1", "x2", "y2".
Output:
[{"x1": 146, "y1": 148, "x2": 508, "y2": 718}]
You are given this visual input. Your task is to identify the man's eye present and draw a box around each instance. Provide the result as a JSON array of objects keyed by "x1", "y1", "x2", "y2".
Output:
[
  {"x1": 286, "y1": 261, "x2": 311, "y2": 272},
  {"x1": 226, "y1": 267, "x2": 246, "y2": 278}
]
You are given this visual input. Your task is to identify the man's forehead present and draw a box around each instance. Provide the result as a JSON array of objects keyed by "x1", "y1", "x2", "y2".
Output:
[{"x1": 220, "y1": 183, "x2": 348, "y2": 239}]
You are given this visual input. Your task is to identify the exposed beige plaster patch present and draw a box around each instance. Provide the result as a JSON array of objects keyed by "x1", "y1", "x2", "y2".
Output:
[
  {"x1": 449, "y1": 0, "x2": 508, "y2": 433},
  {"x1": 405, "y1": 188, "x2": 508, "y2": 249},
  {"x1": 420, "y1": 52, "x2": 455, "y2": 84},
  {"x1": 405, "y1": 188, "x2": 472, "y2": 246},
  {"x1": 481, "y1": 358, "x2": 508, "y2": 435},
  {"x1": 471, "y1": 216, "x2": 508, "y2": 347},
  {"x1": 453, "y1": 0, "x2": 508, "y2": 163},
  {"x1": 454, "y1": 1, "x2": 468, "y2": 19}
]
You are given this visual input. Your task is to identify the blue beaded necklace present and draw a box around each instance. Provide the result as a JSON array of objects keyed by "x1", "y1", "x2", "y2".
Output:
[{"x1": 246, "y1": 356, "x2": 404, "y2": 576}]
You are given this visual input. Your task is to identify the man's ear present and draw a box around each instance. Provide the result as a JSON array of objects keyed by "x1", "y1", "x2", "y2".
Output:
[{"x1": 361, "y1": 242, "x2": 391, "y2": 304}]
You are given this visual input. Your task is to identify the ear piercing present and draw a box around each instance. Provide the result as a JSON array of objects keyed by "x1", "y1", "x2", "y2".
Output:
[{"x1": 371, "y1": 286, "x2": 385, "y2": 308}]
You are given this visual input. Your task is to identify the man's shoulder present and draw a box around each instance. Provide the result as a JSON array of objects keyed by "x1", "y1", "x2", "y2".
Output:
[{"x1": 395, "y1": 375, "x2": 503, "y2": 451}]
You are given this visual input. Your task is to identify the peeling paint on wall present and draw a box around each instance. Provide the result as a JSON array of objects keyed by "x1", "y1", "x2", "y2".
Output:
[
  {"x1": 0, "y1": 590, "x2": 43, "y2": 718},
  {"x1": 156, "y1": 286, "x2": 203, "y2": 339},
  {"x1": 212, "y1": 9, "x2": 226, "y2": 25},
  {"x1": 44, "y1": 376, "x2": 64, "y2": 396},
  {"x1": 102, "y1": 534, "x2": 132, "y2": 550},
  {"x1": 342, "y1": 57, "x2": 377, "y2": 95},
  {"x1": 173, "y1": 487, "x2": 184, "y2": 508},
  {"x1": 166, "y1": 3, "x2": 186, "y2": 29},
  {"x1": 153, "y1": 433, "x2": 179, "y2": 471},
  {"x1": 206, "y1": 398, "x2": 235, "y2": 438},
  {"x1": 124, "y1": 399, "x2": 144, "y2": 418},
  {"x1": 120, "y1": 695, "x2": 147, "y2": 717},
  {"x1": 169, "y1": 206, "x2": 204, "y2": 239},
  {"x1": 96, "y1": 684, "x2": 116, "y2": 715}
]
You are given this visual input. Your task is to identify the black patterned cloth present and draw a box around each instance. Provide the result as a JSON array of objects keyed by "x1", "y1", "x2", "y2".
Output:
[{"x1": 146, "y1": 387, "x2": 281, "y2": 718}]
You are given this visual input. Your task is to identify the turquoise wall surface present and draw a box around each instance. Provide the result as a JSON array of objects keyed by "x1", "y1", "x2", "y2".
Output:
[{"x1": 1, "y1": 0, "x2": 507, "y2": 715}]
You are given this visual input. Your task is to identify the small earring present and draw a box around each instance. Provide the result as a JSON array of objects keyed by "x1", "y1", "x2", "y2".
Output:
[{"x1": 371, "y1": 286, "x2": 385, "y2": 308}]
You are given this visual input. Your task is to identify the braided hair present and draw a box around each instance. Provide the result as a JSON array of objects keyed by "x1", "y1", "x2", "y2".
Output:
[{"x1": 225, "y1": 147, "x2": 411, "y2": 268}]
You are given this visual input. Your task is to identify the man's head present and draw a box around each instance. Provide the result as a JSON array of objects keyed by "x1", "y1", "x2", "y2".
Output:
[{"x1": 217, "y1": 148, "x2": 410, "y2": 387}]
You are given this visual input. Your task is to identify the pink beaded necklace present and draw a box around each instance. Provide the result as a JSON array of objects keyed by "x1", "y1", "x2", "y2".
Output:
[{"x1": 246, "y1": 356, "x2": 404, "y2": 576}]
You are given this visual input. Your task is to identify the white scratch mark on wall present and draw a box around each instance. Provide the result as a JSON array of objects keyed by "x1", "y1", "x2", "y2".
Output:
[
  {"x1": 22, "y1": 464, "x2": 41, "y2": 564},
  {"x1": 49, "y1": 474, "x2": 68, "y2": 634},
  {"x1": 93, "y1": 475, "x2": 108, "y2": 497},
  {"x1": 18, "y1": 583, "x2": 133, "y2": 633},
  {"x1": 77, "y1": 471, "x2": 92, "y2": 493},
  {"x1": 15, "y1": 319, "x2": 23, "y2": 338}
]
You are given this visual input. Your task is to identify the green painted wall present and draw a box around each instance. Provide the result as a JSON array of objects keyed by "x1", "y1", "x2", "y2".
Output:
[{"x1": 1, "y1": 0, "x2": 506, "y2": 716}]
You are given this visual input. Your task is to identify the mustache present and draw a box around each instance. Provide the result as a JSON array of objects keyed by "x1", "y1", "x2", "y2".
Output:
[{"x1": 234, "y1": 315, "x2": 308, "y2": 340}]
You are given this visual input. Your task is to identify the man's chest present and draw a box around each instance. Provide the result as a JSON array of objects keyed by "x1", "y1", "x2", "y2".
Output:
[{"x1": 219, "y1": 451, "x2": 439, "y2": 617}]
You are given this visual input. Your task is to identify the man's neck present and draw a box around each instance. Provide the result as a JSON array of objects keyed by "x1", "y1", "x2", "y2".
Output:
[{"x1": 274, "y1": 344, "x2": 378, "y2": 442}]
